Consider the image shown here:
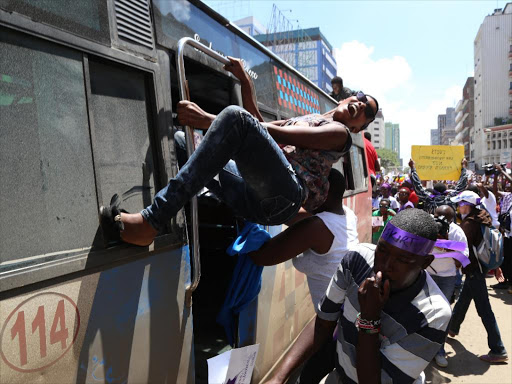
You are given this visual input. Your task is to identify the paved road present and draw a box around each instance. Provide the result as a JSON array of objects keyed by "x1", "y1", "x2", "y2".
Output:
[{"x1": 425, "y1": 277, "x2": 512, "y2": 384}]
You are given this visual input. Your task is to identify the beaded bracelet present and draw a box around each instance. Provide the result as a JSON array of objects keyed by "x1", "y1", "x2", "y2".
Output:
[
  {"x1": 359, "y1": 327, "x2": 381, "y2": 334},
  {"x1": 356, "y1": 313, "x2": 381, "y2": 334},
  {"x1": 356, "y1": 313, "x2": 381, "y2": 327}
]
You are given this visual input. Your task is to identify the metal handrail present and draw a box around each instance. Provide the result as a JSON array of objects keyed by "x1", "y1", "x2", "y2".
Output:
[{"x1": 177, "y1": 37, "x2": 230, "y2": 307}]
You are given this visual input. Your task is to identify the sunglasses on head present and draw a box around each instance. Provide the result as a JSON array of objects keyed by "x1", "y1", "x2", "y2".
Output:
[
  {"x1": 356, "y1": 91, "x2": 376, "y2": 120},
  {"x1": 356, "y1": 91, "x2": 377, "y2": 130}
]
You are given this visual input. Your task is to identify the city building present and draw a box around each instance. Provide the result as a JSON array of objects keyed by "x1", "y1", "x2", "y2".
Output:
[
  {"x1": 253, "y1": 27, "x2": 337, "y2": 92},
  {"x1": 482, "y1": 124, "x2": 512, "y2": 167},
  {"x1": 430, "y1": 129, "x2": 440, "y2": 145},
  {"x1": 472, "y1": 3, "x2": 512, "y2": 169},
  {"x1": 439, "y1": 107, "x2": 456, "y2": 145},
  {"x1": 438, "y1": 114, "x2": 446, "y2": 132},
  {"x1": 384, "y1": 122, "x2": 400, "y2": 159},
  {"x1": 233, "y1": 16, "x2": 267, "y2": 36},
  {"x1": 366, "y1": 109, "x2": 385, "y2": 149},
  {"x1": 453, "y1": 77, "x2": 475, "y2": 160}
]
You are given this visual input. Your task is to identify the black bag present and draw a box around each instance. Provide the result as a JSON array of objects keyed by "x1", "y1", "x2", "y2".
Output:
[{"x1": 498, "y1": 210, "x2": 511, "y2": 232}]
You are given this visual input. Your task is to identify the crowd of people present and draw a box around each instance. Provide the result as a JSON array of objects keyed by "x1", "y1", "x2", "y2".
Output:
[
  {"x1": 367, "y1": 156, "x2": 512, "y2": 369},
  {"x1": 100, "y1": 58, "x2": 511, "y2": 383}
]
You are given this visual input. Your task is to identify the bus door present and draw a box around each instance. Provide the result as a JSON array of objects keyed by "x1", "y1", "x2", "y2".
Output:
[{"x1": 174, "y1": 37, "x2": 253, "y2": 383}]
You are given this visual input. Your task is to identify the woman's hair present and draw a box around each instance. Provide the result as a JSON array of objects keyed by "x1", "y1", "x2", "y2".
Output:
[
  {"x1": 366, "y1": 94, "x2": 379, "y2": 118},
  {"x1": 389, "y1": 208, "x2": 438, "y2": 241}
]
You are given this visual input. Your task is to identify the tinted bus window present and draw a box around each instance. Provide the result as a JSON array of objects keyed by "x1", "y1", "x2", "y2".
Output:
[
  {"x1": 349, "y1": 144, "x2": 368, "y2": 192},
  {"x1": 153, "y1": 0, "x2": 235, "y2": 55},
  {"x1": 88, "y1": 59, "x2": 157, "y2": 212},
  {"x1": 0, "y1": 0, "x2": 110, "y2": 45},
  {"x1": 0, "y1": 29, "x2": 98, "y2": 262},
  {"x1": 236, "y1": 36, "x2": 275, "y2": 109}
]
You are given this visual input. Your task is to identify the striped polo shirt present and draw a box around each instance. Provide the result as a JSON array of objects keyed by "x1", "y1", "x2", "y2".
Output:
[{"x1": 317, "y1": 243, "x2": 452, "y2": 384}]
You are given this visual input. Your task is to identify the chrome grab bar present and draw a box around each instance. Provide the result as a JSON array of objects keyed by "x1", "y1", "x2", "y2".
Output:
[{"x1": 177, "y1": 37, "x2": 230, "y2": 307}]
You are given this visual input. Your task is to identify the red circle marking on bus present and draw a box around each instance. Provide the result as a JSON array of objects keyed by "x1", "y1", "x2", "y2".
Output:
[{"x1": 0, "y1": 292, "x2": 81, "y2": 373}]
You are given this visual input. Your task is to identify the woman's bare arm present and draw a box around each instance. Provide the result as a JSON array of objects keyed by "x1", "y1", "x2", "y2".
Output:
[{"x1": 262, "y1": 122, "x2": 349, "y2": 151}]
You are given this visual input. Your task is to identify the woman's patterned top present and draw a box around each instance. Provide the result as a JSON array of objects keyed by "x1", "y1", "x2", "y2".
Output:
[{"x1": 281, "y1": 114, "x2": 351, "y2": 212}]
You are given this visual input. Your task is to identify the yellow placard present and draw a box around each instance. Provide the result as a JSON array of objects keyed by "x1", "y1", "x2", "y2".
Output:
[{"x1": 411, "y1": 145, "x2": 465, "y2": 180}]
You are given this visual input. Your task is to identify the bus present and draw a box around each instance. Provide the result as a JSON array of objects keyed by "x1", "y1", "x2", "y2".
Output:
[{"x1": 0, "y1": 0, "x2": 372, "y2": 382}]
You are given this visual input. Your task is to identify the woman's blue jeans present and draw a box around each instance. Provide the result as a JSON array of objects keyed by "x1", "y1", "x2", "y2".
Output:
[
  {"x1": 449, "y1": 271, "x2": 507, "y2": 356},
  {"x1": 141, "y1": 106, "x2": 304, "y2": 230}
]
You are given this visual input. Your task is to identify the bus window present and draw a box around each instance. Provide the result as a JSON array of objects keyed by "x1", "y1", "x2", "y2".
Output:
[
  {"x1": 87, "y1": 58, "x2": 158, "y2": 215},
  {"x1": 153, "y1": 0, "x2": 234, "y2": 55},
  {"x1": 0, "y1": 0, "x2": 110, "y2": 45},
  {"x1": 259, "y1": 108, "x2": 278, "y2": 122},
  {"x1": 340, "y1": 140, "x2": 368, "y2": 195},
  {"x1": 236, "y1": 36, "x2": 275, "y2": 109},
  {"x1": 349, "y1": 144, "x2": 368, "y2": 192},
  {"x1": 0, "y1": 28, "x2": 99, "y2": 263}
]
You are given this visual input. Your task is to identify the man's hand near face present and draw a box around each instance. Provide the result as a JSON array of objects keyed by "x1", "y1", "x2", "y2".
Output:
[
  {"x1": 358, "y1": 271, "x2": 390, "y2": 320},
  {"x1": 355, "y1": 271, "x2": 390, "y2": 384}
]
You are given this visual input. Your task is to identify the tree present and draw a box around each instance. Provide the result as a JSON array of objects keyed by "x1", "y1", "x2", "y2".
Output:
[{"x1": 376, "y1": 148, "x2": 400, "y2": 169}]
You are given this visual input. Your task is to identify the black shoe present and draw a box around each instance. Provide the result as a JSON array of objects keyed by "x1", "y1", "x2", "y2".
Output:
[
  {"x1": 99, "y1": 194, "x2": 126, "y2": 245},
  {"x1": 490, "y1": 282, "x2": 510, "y2": 290}
]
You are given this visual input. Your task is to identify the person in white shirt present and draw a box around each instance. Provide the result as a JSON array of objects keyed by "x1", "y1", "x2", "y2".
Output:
[
  {"x1": 378, "y1": 183, "x2": 399, "y2": 210},
  {"x1": 249, "y1": 168, "x2": 359, "y2": 306},
  {"x1": 468, "y1": 183, "x2": 500, "y2": 228},
  {"x1": 427, "y1": 205, "x2": 469, "y2": 368}
]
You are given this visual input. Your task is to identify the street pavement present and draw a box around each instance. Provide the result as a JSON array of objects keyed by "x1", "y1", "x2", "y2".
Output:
[{"x1": 425, "y1": 277, "x2": 512, "y2": 384}]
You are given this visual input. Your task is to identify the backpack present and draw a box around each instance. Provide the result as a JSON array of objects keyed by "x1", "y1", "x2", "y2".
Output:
[
  {"x1": 498, "y1": 210, "x2": 511, "y2": 232},
  {"x1": 473, "y1": 224, "x2": 504, "y2": 271}
]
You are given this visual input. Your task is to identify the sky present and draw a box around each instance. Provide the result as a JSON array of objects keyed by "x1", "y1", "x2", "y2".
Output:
[{"x1": 203, "y1": 0, "x2": 510, "y2": 163}]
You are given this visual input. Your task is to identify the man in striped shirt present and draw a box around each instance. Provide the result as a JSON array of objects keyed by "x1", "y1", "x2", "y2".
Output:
[{"x1": 267, "y1": 209, "x2": 451, "y2": 384}]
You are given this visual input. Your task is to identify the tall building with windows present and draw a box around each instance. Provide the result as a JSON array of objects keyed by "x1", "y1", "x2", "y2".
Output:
[
  {"x1": 483, "y1": 124, "x2": 512, "y2": 166},
  {"x1": 384, "y1": 122, "x2": 400, "y2": 159},
  {"x1": 253, "y1": 27, "x2": 337, "y2": 92},
  {"x1": 472, "y1": 3, "x2": 512, "y2": 168},
  {"x1": 430, "y1": 129, "x2": 440, "y2": 145},
  {"x1": 367, "y1": 109, "x2": 385, "y2": 149},
  {"x1": 233, "y1": 16, "x2": 267, "y2": 37},
  {"x1": 453, "y1": 77, "x2": 475, "y2": 159},
  {"x1": 439, "y1": 107, "x2": 456, "y2": 145}
]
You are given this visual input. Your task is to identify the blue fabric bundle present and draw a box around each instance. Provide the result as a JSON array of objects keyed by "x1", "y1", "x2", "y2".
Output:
[{"x1": 216, "y1": 222, "x2": 271, "y2": 346}]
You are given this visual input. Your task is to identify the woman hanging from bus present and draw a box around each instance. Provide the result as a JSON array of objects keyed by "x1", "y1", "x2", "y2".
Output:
[{"x1": 101, "y1": 57, "x2": 378, "y2": 246}]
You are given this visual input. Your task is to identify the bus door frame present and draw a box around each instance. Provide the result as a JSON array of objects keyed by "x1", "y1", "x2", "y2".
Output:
[{"x1": 175, "y1": 37, "x2": 232, "y2": 307}]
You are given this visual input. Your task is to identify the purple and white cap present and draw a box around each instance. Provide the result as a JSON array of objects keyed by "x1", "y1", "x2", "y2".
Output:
[{"x1": 450, "y1": 190, "x2": 480, "y2": 206}]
